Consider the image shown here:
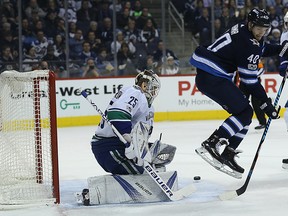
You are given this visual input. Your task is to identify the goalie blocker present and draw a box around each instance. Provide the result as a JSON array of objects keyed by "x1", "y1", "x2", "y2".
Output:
[{"x1": 75, "y1": 171, "x2": 178, "y2": 205}]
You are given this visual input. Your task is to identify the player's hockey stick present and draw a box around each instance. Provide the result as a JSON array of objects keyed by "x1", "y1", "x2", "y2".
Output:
[
  {"x1": 219, "y1": 71, "x2": 288, "y2": 200},
  {"x1": 81, "y1": 90, "x2": 196, "y2": 201}
]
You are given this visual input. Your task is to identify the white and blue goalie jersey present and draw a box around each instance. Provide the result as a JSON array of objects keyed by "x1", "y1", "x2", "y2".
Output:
[{"x1": 94, "y1": 85, "x2": 154, "y2": 139}]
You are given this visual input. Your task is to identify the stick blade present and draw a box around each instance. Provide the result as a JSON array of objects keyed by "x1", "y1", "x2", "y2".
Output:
[
  {"x1": 170, "y1": 184, "x2": 196, "y2": 201},
  {"x1": 219, "y1": 190, "x2": 238, "y2": 200}
]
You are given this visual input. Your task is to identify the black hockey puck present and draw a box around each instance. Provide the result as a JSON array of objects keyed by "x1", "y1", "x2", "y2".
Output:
[{"x1": 194, "y1": 176, "x2": 201, "y2": 181}]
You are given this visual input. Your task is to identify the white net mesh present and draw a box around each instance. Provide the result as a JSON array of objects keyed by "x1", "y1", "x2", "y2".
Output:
[{"x1": 0, "y1": 70, "x2": 58, "y2": 205}]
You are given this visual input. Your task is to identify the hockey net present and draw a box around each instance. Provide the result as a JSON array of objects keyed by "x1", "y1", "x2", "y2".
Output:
[{"x1": 0, "y1": 70, "x2": 59, "y2": 205}]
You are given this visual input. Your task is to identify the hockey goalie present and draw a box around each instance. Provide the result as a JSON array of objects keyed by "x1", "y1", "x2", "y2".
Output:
[{"x1": 76, "y1": 70, "x2": 178, "y2": 205}]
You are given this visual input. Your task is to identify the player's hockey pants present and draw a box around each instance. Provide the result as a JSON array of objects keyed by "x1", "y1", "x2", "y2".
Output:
[
  {"x1": 195, "y1": 69, "x2": 254, "y2": 149},
  {"x1": 91, "y1": 137, "x2": 144, "y2": 175}
]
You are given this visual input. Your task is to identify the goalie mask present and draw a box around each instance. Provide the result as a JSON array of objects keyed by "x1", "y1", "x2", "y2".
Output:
[{"x1": 135, "y1": 70, "x2": 161, "y2": 106}]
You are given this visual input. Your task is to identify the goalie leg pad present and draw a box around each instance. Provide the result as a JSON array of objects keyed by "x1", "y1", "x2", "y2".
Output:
[
  {"x1": 87, "y1": 171, "x2": 178, "y2": 205},
  {"x1": 150, "y1": 140, "x2": 176, "y2": 166}
]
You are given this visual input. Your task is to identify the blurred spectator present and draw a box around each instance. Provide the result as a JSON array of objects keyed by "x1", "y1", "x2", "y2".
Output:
[
  {"x1": 1, "y1": 32, "x2": 18, "y2": 60},
  {"x1": 194, "y1": 7, "x2": 211, "y2": 46},
  {"x1": 68, "y1": 21, "x2": 77, "y2": 38},
  {"x1": 117, "y1": 6, "x2": 131, "y2": 30},
  {"x1": 52, "y1": 34, "x2": 66, "y2": 59},
  {"x1": 33, "y1": 20, "x2": 45, "y2": 33},
  {"x1": 37, "y1": 60, "x2": 49, "y2": 70},
  {"x1": 268, "y1": 28, "x2": 281, "y2": 45},
  {"x1": 77, "y1": 0, "x2": 97, "y2": 34},
  {"x1": 58, "y1": 0, "x2": 77, "y2": 23},
  {"x1": 234, "y1": 7, "x2": 246, "y2": 24},
  {"x1": 21, "y1": 18, "x2": 36, "y2": 48},
  {"x1": 28, "y1": 7, "x2": 42, "y2": 28},
  {"x1": 0, "y1": 0, "x2": 17, "y2": 25},
  {"x1": 22, "y1": 46, "x2": 40, "y2": 71},
  {"x1": 153, "y1": 40, "x2": 179, "y2": 67},
  {"x1": 42, "y1": 45, "x2": 60, "y2": 72},
  {"x1": 124, "y1": 18, "x2": 141, "y2": 46},
  {"x1": 131, "y1": 0, "x2": 143, "y2": 19},
  {"x1": 227, "y1": 0, "x2": 237, "y2": 17},
  {"x1": 139, "y1": 18, "x2": 160, "y2": 54},
  {"x1": 137, "y1": 54, "x2": 159, "y2": 72},
  {"x1": 219, "y1": 6, "x2": 232, "y2": 31},
  {"x1": 85, "y1": 31, "x2": 102, "y2": 54},
  {"x1": 117, "y1": 42, "x2": 136, "y2": 76},
  {"x1": 87, "y1": 21, "x2": 101, "y2": 39},
  {"x1": 214, "y1": 18, "x2": 225, "y2": 39},
  {"x1": 69, "y1": 28, "x2": 84, "y2": 60},
  {"x1": 111, "y1": 31, "x2": 136, "y2": 55},
  {"x1": 160, "y1": 56, "x2": 180, "y2": 75},
  {"x1": 109, "y1": 0, "x2": 122, "y2": 14},
  {"x1": 82, "y1": 57, "x2": 99, "y2": 78},
  {"x1": 275, "y1": 0, "x2": 284, "y2": 15},
  {"x1": 136, "y1": 7, "x2": 157, "y2": 30},
  {"x1": 122, "y1": 1, "x2": 133, "y2": 15},
  {"x1": 25, "y1": 0, "x2": 47, "y2": 19},
  {"x1": 79, "y1": 41, "x2": 97, "y2": 65},
  {"x1": 265, "y1": 57, "x2": 277, "y2": 72},
  {"x1": 214, "y1": 0, "x2": 223, "y2": 19},
  {"x1": 55, "y1": 17, "x2": 66, "y2": 38},
  {"x1": 45, "y1": 0, "x2": 59, "y2": 13},
  {"x1": 0, "y1": 45, "x2": 16, "y2": 72},
  {"x1": 97, "y1": 0, "x2": 113, "y2": 22},
  {"x1": 268, "y1": 6, "x2": 283, "y2": 31},
  {"x1": 99, "y1": 17, "x2": 114, "y2": 52},
  {"x1": 1, "y1": 22, "x2": 14, "y2": 37},
  {"x1": 30, "y1": 30, "x2": 49, "y2": 59},
  {"x1": 95, "y1": 47, "x2": 115, "y2": 76},
  {"x1": 43, "y1": 10, "x2": 58, "y2": 39},
  {"x1": 182, "y1": 0, "x2": 197, "y2": 31}
]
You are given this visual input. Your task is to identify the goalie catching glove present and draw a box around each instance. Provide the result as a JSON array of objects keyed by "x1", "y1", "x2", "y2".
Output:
[{"x1": 260, "y1": 97, "x2": 281, "y2": 119}]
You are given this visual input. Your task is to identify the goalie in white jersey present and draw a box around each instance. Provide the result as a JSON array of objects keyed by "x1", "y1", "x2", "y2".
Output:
[{"x1": 90, "y1": 69, "x2": 176, "y2": 175}]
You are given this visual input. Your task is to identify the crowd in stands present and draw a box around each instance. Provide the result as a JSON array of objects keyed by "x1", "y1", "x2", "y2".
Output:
[
  {"x1": 173, "y1": 0, "x2": 288, "y2": 72},
  {"x1": 1, "y1": 0, "x2": 287, "y2": 77},
  {"x1": 0, "y1": 0, "x2": 180, "y2": 77}
]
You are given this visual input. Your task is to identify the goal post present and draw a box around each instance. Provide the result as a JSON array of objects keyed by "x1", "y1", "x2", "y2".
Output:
[{"x1": 0, "y1": 70, "x2": 60, "y2": 205}]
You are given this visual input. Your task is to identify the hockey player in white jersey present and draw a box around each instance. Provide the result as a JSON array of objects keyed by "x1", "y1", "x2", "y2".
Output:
[
  {"x1": 279, "y1": 12, "x2": 288, "y2": 169},
  {"x1": 90, "y1": 69, "x2": 176, "y2": 175},
  {"x1": 77, "y1": 70, "x2": 178, "y2": 205}
]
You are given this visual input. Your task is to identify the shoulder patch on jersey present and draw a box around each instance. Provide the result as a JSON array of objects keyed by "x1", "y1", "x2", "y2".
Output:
[
  {"x1": 250, "y1": 39, "x2": 260, "y2": 46},
  {"x1": 231, "y1": 24, "x2": 239, "y2": 35}
]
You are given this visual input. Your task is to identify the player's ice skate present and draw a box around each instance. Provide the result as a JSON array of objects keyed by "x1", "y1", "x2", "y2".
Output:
[{"x1": 195, "y1": 131, "x2": 244, "y2": 179}]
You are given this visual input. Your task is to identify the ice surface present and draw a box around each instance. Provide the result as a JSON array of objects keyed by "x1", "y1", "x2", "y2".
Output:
[{"x1": 2, "y1": 119, "x2": 288, "y2": 216}]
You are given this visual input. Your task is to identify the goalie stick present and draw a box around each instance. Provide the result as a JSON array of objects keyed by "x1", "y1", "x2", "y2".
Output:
[
  {"x1": 219, "y1": 70, "x2": 288, "y2": 201},
  {"x1": 81, "y1": 90, "x2": 196, "y2": 201}
]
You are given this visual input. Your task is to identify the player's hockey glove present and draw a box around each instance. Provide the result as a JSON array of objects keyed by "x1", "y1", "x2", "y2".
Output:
[
  {"x1": 260, "y1": 97, "x2": 281, "y2": 119},
  {"x1": 279, "y1": 62, "x2": 288, "y2": 77},
  {"x1": 123, "y1": 133, "x2": 136, "y2": 160}
]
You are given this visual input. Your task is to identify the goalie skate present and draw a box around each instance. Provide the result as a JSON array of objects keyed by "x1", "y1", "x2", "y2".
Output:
[
  {"x1": 195, "y1": 147, "x2": 242, "y2": 179},
  {"x1": 74, "y1": 188, "x2": 90, "y2": 206}
]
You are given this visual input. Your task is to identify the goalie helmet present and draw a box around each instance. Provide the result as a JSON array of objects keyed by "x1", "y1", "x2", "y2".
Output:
[
  {"x1": 135, "y1": 70, "x2": 161, "y2": 106},
  {"x1": 248, "y1": 8, "x2": 271, "y2": 28}
]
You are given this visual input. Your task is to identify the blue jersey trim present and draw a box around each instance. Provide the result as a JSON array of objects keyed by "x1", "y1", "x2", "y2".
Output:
[{"x1": 190, "y1": 53, "x2": 234, "y2": 81}]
